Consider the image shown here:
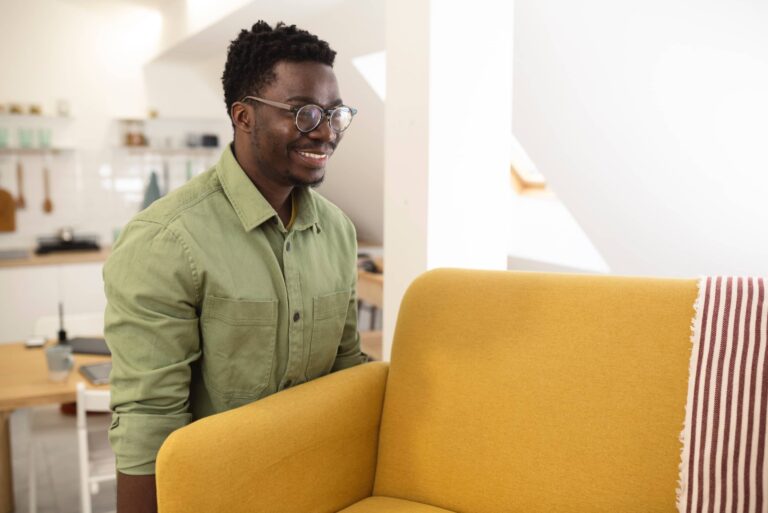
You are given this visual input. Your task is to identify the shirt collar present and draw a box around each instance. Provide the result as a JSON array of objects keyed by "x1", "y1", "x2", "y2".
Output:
[{"x1": 217, "y1": 144, "x2": 319, "y2": 232}]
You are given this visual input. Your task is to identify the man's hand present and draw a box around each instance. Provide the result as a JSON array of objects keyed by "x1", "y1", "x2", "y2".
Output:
[{"x1": 117, "y1": 472, "x2": 157, "y2": 513}]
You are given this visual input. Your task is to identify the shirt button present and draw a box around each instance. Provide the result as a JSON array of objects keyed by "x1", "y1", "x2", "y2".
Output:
[
  {"x1": 293, "y1": 311, "x2": 300, "y2": 322},
  {"x1": 286, "y1": 241, "x2": 291, "y2": 252}
]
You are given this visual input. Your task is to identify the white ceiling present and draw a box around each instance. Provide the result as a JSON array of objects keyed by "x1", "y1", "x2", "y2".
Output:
[
  {"x1": 151, "y1": 0, "x2": 348, "y2": 62},
  {"x1": 58, "y1": 0, "x2": 174, "y2": 9}
]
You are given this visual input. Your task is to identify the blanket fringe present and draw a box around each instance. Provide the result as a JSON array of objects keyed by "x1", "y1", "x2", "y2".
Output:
[{"x1": 676, "y1": 276, "x2": 707, "y2": 513}]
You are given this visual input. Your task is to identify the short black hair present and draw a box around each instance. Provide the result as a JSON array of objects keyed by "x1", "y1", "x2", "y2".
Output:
[{"x1": 222, "y1": 21, "x2": 336, "y2": 119}]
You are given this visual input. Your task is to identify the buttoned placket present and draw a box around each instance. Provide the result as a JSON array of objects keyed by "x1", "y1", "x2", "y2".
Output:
[{"x1": 281, "y1": 226, "x2": 305, "y2": 389}]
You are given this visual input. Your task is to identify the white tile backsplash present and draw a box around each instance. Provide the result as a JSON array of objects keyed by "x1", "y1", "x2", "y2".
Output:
[{"x1": 0, "y1": 118, "x2": 228, "y2": 251}]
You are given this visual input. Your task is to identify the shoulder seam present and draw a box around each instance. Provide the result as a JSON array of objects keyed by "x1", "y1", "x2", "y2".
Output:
[
  {"x1": 165, "y1": 227, "x2": 202, "y2": 304},
  {"x1": 165, "y1": 185, "x2": 223, "y2": 225},
  {"x1": 129, "y1": 219, "x2": 202, "y2": 304}
]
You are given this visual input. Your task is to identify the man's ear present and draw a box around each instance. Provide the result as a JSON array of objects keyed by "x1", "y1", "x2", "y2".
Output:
[{"x1": 231, "y1": 102, "x2": 253, "y2": 133}]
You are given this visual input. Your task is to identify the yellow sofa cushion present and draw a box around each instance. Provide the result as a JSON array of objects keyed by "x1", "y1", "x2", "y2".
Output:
[
  {"x1": 374, "y1": 269, "x2": 698, "y2": 512},
  {"x1": 339, "y1": 496, "x2": 456, "y2": 512},
  {"x1": 157, "y1": 362, "x2": 388, "y2": 513}
]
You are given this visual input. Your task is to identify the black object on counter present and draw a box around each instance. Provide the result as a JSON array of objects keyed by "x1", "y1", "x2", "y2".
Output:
[
  {"x1": 58, "y1": 302, "x2": 67, "y2": 343},
  {"x1": 35, "y1": 235, "x2": 100, "y2": 255},
  {"x1": 201, "y1": 134, "x2": 219, "y2": 147}
]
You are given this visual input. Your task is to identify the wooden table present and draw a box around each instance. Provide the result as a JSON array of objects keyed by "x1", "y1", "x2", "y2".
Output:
[
  {"x1": 0, "y1": 342, "x2": 109, "y2": 513},
  {"x1": 0, "y1": 247, "x2": 110, "y2": 269},
  {"x1": 357, "y1": 269, "x2": 383, "y2": 309}
]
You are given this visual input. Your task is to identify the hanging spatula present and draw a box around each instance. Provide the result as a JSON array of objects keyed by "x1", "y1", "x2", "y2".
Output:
[
  {"x1": 16, "y1": 159, "x2": 25, "y2": 209},
  {"x1": 42, "y1": 164, "x2": 53, "y2": 213},
  {"x1": 0, "y1": 167, "x2": 17, "y2": 232}
]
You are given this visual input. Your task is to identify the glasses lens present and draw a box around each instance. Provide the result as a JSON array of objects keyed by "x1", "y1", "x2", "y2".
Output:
[
  {"x1": 330, "y1": 107, "x2": 353, "y2": 133},
  {"x1": 295, "y1": 105, "x2": 323, "y2": 132}
]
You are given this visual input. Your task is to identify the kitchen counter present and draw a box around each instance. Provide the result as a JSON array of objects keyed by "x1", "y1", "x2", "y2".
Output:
[{"x1": 0, "y1": 247, "x2": 111, "y2": 269}]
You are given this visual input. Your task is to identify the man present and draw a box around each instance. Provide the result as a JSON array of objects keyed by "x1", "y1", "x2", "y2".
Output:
[{"x1": 104, "y1": 21, "x2": 367, "y2": 512}]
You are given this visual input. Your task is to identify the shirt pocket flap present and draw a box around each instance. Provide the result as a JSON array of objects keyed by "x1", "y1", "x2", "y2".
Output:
[
  {"x1": 205, "y1": 296, "x2": 277, "y2": 325},
  {"x1": 313, "y1": 289, "x2": 351, "y2": 320}
]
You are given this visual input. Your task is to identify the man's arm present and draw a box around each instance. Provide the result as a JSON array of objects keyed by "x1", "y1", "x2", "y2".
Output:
[
  {"x1": 332, "y1": 233, "x2": 369, "y2": 372},
  {"x1": 104, "y1": 220, "x2": 201, "y2": 512},
  {"x1": 117, "y1": 473, "x2": 157, "y2": 513}
]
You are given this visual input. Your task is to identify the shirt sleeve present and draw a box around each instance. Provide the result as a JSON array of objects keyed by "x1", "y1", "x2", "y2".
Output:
[
  {"x1": 104, "y1": 220, "x2": 201, "y2": 475},
  {"x1": 332, "y1": 228, "x2": 369, "y2": 372}
]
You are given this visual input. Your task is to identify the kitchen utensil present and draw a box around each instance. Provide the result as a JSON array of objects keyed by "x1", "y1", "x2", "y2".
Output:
[
  {"x1": 141, "y1": 171, "x2": 162, "y2": 210},
  {"x1": 15, "y1": 160, "x2": 25, "y2": 209},
  {"x1": 162, "y1": 159, "x2": 170, "y2": 195},
  {"x1": 0, "y1": 169, "x2": 16, "y2": 232},
  {"x1": 185, "y1": 159, "x2": 193, "y2": 181},
  {"x1": 42, "y1": 165, "x2": 53, "y2": 213}
]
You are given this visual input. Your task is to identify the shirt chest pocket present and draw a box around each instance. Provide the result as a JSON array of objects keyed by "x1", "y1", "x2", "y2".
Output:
[
  {"x1": 305, "y1": 289, "x2": 351, "y2": 380},
  {"x1": 201, "y1": 296, "x2": 278, "y2": 399}
]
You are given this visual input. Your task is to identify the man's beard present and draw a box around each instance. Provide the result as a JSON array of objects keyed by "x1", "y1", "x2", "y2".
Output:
[{"x1": 288, "y1": 172, "x2": 325, "y2": 188}]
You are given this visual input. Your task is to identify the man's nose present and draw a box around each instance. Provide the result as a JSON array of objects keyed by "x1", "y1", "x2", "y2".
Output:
[{"x1": 308, "y1": 118, "x2": 337, "y2": 144}]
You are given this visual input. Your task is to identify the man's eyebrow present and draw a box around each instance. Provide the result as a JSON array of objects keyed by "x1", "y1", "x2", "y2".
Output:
[{"x1": 285, "y1": 95, "x2": 343, "y2": 107}]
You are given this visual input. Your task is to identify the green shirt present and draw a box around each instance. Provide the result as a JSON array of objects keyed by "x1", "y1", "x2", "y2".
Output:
[{"x1": 104, "y1": 145, "x2": 365, "y2": 475}]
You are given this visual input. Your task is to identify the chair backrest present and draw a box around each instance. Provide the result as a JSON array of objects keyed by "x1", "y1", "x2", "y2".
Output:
[
  {"x1": 35, "y1": 312, "x2": 104, "y2": 340},
  {"x1": 374, "y1": 269, "x2": 698, "y2": 513},
  {"x1": 76, "y1": 382, "x2": 110, "y2": 422},
  {"x1": 76, "y1": 382, "x2": 112, "y2": 513}
]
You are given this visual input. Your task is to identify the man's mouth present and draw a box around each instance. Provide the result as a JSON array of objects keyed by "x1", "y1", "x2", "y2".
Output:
[{"x1": 294, "y1": 149, "x2": 330, "y2": 168}]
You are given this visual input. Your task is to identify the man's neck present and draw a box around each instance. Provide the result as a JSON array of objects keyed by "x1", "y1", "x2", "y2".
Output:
[{"x1": 232, "y1": 139, "x2": 294, "y2": 226}]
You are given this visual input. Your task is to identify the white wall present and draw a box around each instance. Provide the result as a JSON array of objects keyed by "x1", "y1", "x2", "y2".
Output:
[
  {"x1": 303, "y1": 0, "x2": 385, "y2": 244},
  {"x1": 383, "y1": 0, "x2": 513, "y2": 359},
  {"x1": 514, "y1": 0, "x2": 768, "y2": 276}
]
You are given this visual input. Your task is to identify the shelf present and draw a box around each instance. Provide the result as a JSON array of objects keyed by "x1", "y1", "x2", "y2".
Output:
[
  {"x1": 0, "y1": 147, "x2": 75, "y2": 156},
  {"x1": 0, "y1": 114, "x2": 73, "y2": 123},
  {"x1": 115, "y1": 146, "x2": 221, "y2": 156},
  {"x1": 116, "y1": 117, "x2": 227, "y2": 124}
]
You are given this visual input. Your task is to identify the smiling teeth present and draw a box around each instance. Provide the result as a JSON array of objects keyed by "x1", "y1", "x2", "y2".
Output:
[{"x1": 298, "y1": 151, "x2": 326, "y2": 160}]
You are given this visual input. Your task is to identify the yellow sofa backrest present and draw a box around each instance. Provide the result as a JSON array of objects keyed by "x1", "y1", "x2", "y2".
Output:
[{"x1": 374, "y1": 269, "x2": 698, "y2": 512}]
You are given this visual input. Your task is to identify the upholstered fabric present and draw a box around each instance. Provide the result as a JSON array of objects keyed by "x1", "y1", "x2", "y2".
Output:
[
  {"x1": 338, "y1": 496, "x2": 457, "y2": 512},
  {"x1": 374, "y1": 269, "x2": 698, "y2": 513},
  {"x1": 157, "y1": 269, "x2": 701, "y2": 512},
  {"x1": 156, "y1": 362, "x2": 388, "y2": 513}
]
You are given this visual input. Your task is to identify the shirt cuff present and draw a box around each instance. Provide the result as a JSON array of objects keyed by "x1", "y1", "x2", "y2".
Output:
[
  {"x1": 332, "y1": 353, "x2": 369, "y2": 373},
  {"x1": 109, "y1": 411, "x2": 192, "y2": 475}
]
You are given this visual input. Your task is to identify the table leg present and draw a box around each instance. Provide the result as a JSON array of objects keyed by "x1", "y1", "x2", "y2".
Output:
[{"x1": 0, "y1": 411, "x2": 13, "y2": 513}]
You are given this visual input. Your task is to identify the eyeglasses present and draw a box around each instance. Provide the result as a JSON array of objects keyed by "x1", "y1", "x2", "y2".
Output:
[{"x1": 241, "y1": 95, "x2": 357, "y2": 134}]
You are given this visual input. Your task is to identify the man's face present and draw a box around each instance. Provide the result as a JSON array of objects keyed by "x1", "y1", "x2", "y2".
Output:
[{"x1": 248, "y1": 61, "x2": 344, "y2": 188}]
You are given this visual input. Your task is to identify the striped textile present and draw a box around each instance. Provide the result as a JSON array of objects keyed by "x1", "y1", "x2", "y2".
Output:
[{"x1": 678, "y1": 277, "x2": 768, "y2": 513}]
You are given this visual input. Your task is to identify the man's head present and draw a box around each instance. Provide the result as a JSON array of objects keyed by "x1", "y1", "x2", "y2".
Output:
[{"x1": 223, "y1": 21, "x2": 351, "y2": 188}]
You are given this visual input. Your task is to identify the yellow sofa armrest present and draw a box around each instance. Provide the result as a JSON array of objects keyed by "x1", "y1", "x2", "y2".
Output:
[{"x1": 157, "y1": 362, "x2": 389, "y2": 513}]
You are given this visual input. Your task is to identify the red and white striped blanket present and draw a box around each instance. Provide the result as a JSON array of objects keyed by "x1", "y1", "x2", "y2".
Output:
[{"x1": 679, "y1": 277, "x2": 768, "y2": 513}]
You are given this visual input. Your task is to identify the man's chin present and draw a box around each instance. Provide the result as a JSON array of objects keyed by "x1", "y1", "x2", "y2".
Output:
[{"x1": 289, "y1": 169, "x2": 325, "y2": 188}]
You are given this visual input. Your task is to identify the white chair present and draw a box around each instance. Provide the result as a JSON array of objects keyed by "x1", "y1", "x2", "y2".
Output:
[{"x1": 76, "y1": 382, "x2": 115, "y2": 513}]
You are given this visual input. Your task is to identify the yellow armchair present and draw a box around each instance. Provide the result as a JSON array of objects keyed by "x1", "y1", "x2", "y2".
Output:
[{"x1": 157, "y1": 269, "x2": 698, "y2": 512}]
